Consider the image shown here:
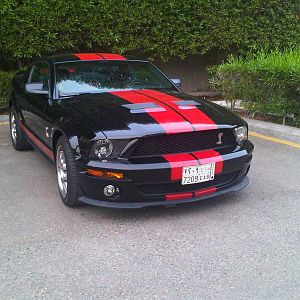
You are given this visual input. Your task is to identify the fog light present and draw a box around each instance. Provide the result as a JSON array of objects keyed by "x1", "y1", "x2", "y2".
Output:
[{"x1": 104, "y1": 185, "x2": 117, "y2": 197}]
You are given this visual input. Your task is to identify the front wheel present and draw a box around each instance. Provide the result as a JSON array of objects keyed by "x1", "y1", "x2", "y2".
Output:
[{"x1": 56, "y1": 135, "x2": 82, "y2": 207}]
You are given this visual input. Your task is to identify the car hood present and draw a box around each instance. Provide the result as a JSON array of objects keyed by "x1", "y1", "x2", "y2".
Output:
[{"x1": 60, "y1": 89, "x2": 245, "y2": 139}]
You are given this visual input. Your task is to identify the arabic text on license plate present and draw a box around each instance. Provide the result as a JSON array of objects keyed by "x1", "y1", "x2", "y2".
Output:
[{"x1": 181, "y1": 163, "x2": 215, "y2": 185}]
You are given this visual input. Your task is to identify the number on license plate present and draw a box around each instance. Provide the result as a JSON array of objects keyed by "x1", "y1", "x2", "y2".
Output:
[{"x1": 181, "y1": 163, "x2": 215, "y2": 185}]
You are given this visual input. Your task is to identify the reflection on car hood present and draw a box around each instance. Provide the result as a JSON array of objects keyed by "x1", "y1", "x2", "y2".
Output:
[{"x1": 60, "y1": 89, "x2": 245, "y2": 139}]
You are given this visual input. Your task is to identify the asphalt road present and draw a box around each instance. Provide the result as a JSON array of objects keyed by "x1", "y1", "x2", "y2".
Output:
[{"x1": 0, "y1": 123, "x2": 299, "y2": 299}]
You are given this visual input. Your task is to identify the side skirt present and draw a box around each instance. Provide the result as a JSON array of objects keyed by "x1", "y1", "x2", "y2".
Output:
[{"x1": 19, "y1": 122, "x2": 55, "y2": 165}]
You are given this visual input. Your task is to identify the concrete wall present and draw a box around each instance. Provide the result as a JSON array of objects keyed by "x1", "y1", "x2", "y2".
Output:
[{"x1": 154, "y1": 54, "x2": 220, "y2": 93}]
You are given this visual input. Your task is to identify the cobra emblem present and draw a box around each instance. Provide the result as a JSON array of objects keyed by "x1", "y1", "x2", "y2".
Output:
[{"x1": 216, "y1": 132, "x2": 224, "y2": 145}]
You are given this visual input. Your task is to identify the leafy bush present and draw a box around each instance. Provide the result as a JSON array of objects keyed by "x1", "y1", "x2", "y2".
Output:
[
  {"x1": 0, "y1": 0, "x2": 299, "y2": 67},
  {"x1": 210, "y1": 49, "x2": 300, "y2": 124},
  {"x1": 0, "y1": 70, "x2": 15, "y2": 109},
  {"x1": 0, "y1": 1, "x2": 299, "y2": 113}
]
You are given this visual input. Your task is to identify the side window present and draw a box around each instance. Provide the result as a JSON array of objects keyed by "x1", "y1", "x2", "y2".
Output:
[{"x1": 29, "y1": 63, "x2": 50, "y2": 87}]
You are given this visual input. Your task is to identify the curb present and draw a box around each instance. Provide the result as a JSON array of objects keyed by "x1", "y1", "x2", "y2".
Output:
[
  {"x1": 0, "y1": 114, "x2": 9, "y2": 122},
  {"x1": 210, "y1": 100, "x2": 300, "y2": 143},
  {"x1": 244, "y1": 117, "x2": 300, "y2": 144}
]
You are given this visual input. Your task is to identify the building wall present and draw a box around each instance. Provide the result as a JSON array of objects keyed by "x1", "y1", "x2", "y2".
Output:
[{"x1": 154, "y1": 54, "x2": 220, "y2": 93}]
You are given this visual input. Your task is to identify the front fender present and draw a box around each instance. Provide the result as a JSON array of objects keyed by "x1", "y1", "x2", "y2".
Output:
[{"x1": 51, "y1": 116, "x2": 106, "y2": 159}]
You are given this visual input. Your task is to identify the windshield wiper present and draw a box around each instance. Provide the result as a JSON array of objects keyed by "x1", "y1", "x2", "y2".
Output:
[{"x1": 59, "y1": 91, "x2": 104, "y2": 97}]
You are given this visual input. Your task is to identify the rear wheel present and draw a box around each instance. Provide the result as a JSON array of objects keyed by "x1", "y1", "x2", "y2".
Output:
[
  {"x1": 9, "y1": 107, "x2": 32, "y2": 151},
  {"x1": 56, "y1": 135, "x2": 82, "y2": 207}
]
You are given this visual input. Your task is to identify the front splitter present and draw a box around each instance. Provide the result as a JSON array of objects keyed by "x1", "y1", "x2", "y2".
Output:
[{"x1": 78, "y1": 176, "x2": 249, "y2": 209}]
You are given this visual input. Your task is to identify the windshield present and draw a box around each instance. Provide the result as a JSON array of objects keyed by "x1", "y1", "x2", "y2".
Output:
[{"x1": 55, "y1": 61, "x2": 176, "y2": 96}]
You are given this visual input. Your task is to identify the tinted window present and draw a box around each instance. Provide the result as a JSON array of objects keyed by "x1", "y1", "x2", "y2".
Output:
[{"x1": 55, "y1": 61, "x2": 175, "y2": 96}]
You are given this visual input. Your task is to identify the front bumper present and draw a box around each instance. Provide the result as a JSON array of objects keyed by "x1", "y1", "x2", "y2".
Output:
[
  {"x1": 77, "y1": 140, "x2": 253, "y2": 208},
  {"x1": 79, "y1": 176, "x2": 249, "y2": 208}
]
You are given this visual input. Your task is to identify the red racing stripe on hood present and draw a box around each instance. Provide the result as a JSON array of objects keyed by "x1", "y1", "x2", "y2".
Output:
[
  {"x1": 110, "y1": 90, "x2": 193, "y2": 134},
  {"x1": 136, "y1": 90, "x2": 217, "y2": 131}
]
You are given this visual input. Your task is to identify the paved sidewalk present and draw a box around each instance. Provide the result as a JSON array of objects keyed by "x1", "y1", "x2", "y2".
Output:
[
  {"x1": 245, "y1": 117, "x2": 300, "y2": 144},
  {"x1": 210, "y1": 101, "x2": 300, "y2": 143}
]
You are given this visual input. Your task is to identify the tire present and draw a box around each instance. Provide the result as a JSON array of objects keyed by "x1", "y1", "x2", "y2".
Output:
[
  {"x1": 56, "y1": 135, "x2": 82, "y2": 207},
  {"x1": 9, "y1": 107, "x2": 32, "y2": 151}
]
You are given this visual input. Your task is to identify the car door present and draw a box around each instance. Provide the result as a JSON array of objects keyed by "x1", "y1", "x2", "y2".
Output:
[{"x1": 25, "y1": 62, "x2": 53, "y2": 146}]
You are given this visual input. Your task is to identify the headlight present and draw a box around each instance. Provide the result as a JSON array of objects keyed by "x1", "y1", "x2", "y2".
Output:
[
  {"x1": 94, "y1": 139, "x2": 113, "y2": 158},
  {"x1": 89, "y1": 139, "x2": 131, "y2": 160},
  {"x1": 234, "y1": 126, "x2": 248, "y2": 142}
]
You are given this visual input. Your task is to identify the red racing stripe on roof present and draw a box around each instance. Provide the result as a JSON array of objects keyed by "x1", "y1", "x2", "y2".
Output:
[
  {"x1": 74, "y1": 53, "x2": 126, "y2": 60},
  {"x1": 74, "y1": 53, "x2": 103, "y2": 60},
  {"x1": 136, "y1": 90, "x2": 218, "y2": 131},
  {"x1": 98, "y1": 53, "x2": 126, "y2": 60},
  {"x1": 110, "y1": 90, "x2": 193, "y2": 134}
]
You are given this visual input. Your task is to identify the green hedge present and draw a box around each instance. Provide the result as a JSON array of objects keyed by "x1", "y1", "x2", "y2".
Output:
[
  {"x1": 0, "y1": 70, "x2": 15, "y2": 109},
  {"x1": 1, "y1": 1, "x2": 299, "y2": 112},
  {"x1": 0, "y1": 0, "x2": 299, "y2": 66},
  {"x1": 210, "y1": 49, "x2": 300, "y2": 125}
]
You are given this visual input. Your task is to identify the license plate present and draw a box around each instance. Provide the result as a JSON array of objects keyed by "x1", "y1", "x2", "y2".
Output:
[{"x1": 181, "y1": 163, "x2": 215, "y2": 185}]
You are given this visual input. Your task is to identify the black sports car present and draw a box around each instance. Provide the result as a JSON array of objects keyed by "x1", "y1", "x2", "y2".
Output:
[{"x1": 9, "y1": 53, "x2": 253, "y2": 208}]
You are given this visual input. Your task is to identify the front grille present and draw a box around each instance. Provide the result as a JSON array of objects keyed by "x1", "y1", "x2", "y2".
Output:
[
  {"x1": 137, "y1": 172, "x2": 238, "y2": 196},
  {"x1": 123, "y1": 129, "x2": 235, "y2": 158}
]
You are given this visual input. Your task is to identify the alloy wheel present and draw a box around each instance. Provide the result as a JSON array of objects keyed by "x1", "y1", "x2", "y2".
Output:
[
  {"x1": 10, "y1": 113, "x2": 17, "y2": 143},
  {"x1": 56, "y1": 145, "x2": 68, "y2": 198}
]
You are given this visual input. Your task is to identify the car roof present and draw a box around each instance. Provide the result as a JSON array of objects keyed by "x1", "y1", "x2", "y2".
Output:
[{"x1": 34, "y1": 53, "x2": 146, "y2": 64}]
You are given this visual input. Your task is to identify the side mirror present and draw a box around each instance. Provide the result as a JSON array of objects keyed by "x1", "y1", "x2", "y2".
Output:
[
  {"x1": 171, "y1": 78, "x2": 181, "y2": 88},
  {"x1": 25, "y1": 82, "x2": 49, "y2": 95}
]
